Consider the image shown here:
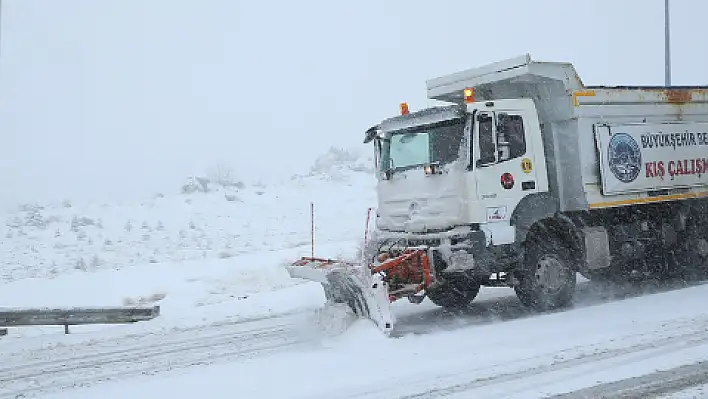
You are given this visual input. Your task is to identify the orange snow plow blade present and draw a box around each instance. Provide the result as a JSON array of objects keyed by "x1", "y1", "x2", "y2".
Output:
[{"x1": 286, "y1": 249, "x2": 435, "y2": 335}]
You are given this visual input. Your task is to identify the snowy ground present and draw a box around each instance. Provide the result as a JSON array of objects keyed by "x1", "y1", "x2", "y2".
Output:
[
  {"x1": 0, "y1": 147, "x2": 375, "y2": 339},
  {"x1": 3, "y1": 147, "x2": 708, "y2": 398},
  {"x1": 4, "y1": 276, "x2": 708, "y2": 399},
  {"x1": 1, "y1": 147, "x2": 375, "y2": 283}
]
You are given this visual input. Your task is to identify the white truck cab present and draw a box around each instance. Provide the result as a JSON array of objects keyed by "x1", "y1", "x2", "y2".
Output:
[{"x1": 373, "y1": 98, "x2": 547, "y2": 244}]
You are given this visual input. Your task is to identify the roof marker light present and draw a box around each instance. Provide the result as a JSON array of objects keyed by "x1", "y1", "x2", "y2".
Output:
[
  {"x1": 400, "y1": 102, "x2": 409, "y2": 115},
  {"x1": 464, "y1": 88, "x2": 475, "y2": 104}
]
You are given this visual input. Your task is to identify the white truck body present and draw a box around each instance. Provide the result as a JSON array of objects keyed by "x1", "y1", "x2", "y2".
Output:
[{"x1": 368, "y1": 54, "x2": 708, "y2": 288}]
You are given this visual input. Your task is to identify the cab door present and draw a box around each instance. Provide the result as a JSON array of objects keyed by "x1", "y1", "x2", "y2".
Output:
[{"x1": 471, "y1": 108, "x2": 540, "y2": 241}]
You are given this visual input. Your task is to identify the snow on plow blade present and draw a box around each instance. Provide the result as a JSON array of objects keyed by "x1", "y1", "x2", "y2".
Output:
[
  {"x1": 286, "y1": 257, "x2": 395, "y2": 335},
  {"x1": 287, "y1": 249, "x2": 435, "y2": 335}
]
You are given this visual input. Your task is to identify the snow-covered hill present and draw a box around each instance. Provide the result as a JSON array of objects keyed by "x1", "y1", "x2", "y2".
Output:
[
  {"x1": 0, "y1": 146, "x2": 379, "y2": 340},
  {"x1": 1, "y1": 146, "x2": 377, "y2": 283}
]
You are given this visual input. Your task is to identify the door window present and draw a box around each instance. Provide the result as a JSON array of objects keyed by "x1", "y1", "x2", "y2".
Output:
[
  {"x1": 497, "y1": 114, "x2": 526, "y2": 162},
  {"x1": 477, "y1": 113, "x2": 496, "y2": 165},
  {"x1": 475, "y1": 112, "x2": 527, "y2": 167}
]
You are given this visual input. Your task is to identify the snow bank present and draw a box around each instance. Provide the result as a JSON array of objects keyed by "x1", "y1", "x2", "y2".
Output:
[{"x1": 0, "y1": 239, "x2": 369, "y2": 342}]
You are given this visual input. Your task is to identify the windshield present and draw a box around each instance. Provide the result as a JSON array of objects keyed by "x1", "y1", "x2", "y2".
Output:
[{"x1": 379, "y1": 118, "x2": 466, "y2": 172}]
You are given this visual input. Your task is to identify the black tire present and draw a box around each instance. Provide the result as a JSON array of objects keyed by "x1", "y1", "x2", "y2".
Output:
[
  {"x1": 515, "y1": 237, "x2": 576, "y2": 311},
  {"x1": 675, "y1": 215, "x2": 708, "y2": 280},
  {"x1": 426, "y1": 276, "x2": 480, "y2": 309}
]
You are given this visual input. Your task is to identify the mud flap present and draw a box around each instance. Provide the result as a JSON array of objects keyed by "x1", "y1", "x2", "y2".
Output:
[{"x1": 286, "y1": 259, "x2": 395, "y2": 335}]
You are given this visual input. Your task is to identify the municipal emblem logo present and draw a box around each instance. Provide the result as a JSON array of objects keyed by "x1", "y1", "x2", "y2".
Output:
[{"x1": 607, "y1": 133, "x2": 642, "y2": 183}]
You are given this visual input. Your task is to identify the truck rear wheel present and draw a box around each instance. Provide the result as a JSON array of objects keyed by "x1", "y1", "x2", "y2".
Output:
[
  {"x1": 682, "y1": 220, "x2": 708, "y2": 277},
  {"x1": 515, "y1": 237, "x2": 576, "y2": 311},
  {"x1": 426, "y1": 276, "x2": 480, "y2": 309}
]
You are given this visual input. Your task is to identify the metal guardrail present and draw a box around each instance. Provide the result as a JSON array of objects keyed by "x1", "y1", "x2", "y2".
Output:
[{"x1": 0, "y1": 306, "x2": 161, "y2": 335}]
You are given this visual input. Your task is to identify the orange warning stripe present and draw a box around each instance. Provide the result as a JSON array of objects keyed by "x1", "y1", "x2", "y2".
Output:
[{"x1": 588, "y1": 191, "x2": 708, "y2": 209}]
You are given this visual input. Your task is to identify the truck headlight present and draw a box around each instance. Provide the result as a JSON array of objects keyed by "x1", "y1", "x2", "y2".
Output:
[{"x1": 424, "y1": 164, "x2": 441, "y2": 175}]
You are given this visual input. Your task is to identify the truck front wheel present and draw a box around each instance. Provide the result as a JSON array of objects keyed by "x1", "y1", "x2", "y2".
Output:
[
  {"x1": 426, "y1": 275, "x2": 480, "y2": 309},
  {"x1": 515, "y1": 237, "x2": 576, "y2": 311}
]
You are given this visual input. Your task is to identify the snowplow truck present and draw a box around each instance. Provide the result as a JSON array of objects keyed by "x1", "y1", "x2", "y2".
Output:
[{"x1": 287, "y1": 54, "x2": 708, "y2": 334}]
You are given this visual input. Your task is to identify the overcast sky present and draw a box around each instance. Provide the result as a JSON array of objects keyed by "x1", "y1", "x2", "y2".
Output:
[{"x1": 0, "y1": 0, "x2": 705, "y2": 208}]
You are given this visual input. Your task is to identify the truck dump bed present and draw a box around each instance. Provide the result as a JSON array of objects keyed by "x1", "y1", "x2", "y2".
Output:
[
  {"x1": 426, "y1": 54, "x2": 708, "y2": 211},
  {"x1": 575, "y1": 87, "x2": 708, "y2": 209},
  {"x1": 426, "y1": 53, "x2": 585, "y2": 128}
]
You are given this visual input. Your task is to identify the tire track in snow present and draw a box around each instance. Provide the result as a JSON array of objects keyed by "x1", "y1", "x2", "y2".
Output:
[
  {"x1": 0, "y1": 322, "x2": 286, "y2": 376},
  {"x1": 402, "y1": 331, "x2": 708, "y2": 399},
  {"x1": 547, "y1": 360, "x2": 708, "y2": 398},
  {"x1": 0, "y1": 327, "x2": 287, "y2": 383},
  {"x1": 0, "y1": 316, "x2": 317, "y2": 398},
  {"x1": 328, "y1": 317, "x2": 708, "y2": 399}
]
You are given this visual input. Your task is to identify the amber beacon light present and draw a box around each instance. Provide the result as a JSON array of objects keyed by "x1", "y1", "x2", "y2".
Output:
[
  {"x1": 463, "y1": 88, "x2": 475, "y2": 104},
  {"x1": 400, "y1": 102, "x2": 409, "y2": 115}
]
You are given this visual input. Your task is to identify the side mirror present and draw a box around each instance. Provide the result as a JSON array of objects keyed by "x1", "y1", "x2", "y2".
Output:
[{"x1": 363, "y1": 125, "x2": 380, "y2": 144}]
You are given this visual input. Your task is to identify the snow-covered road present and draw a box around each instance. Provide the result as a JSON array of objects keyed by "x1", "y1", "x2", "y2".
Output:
[
  {"x1": 551, "y1": 362, "x2": 708, "y2": 398},
  {"x1": 4, "y1": 277, "x2": 708, "y2": 399},
  {"x1": 0, "y1": 314, "x2": 319, "y2": 398},
  {"x1": 352, "y1": 317, "x2": 708, "y2": 399},
  {"x1": 297, "y1": 281, "x2": 708, "y2": 399}
]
